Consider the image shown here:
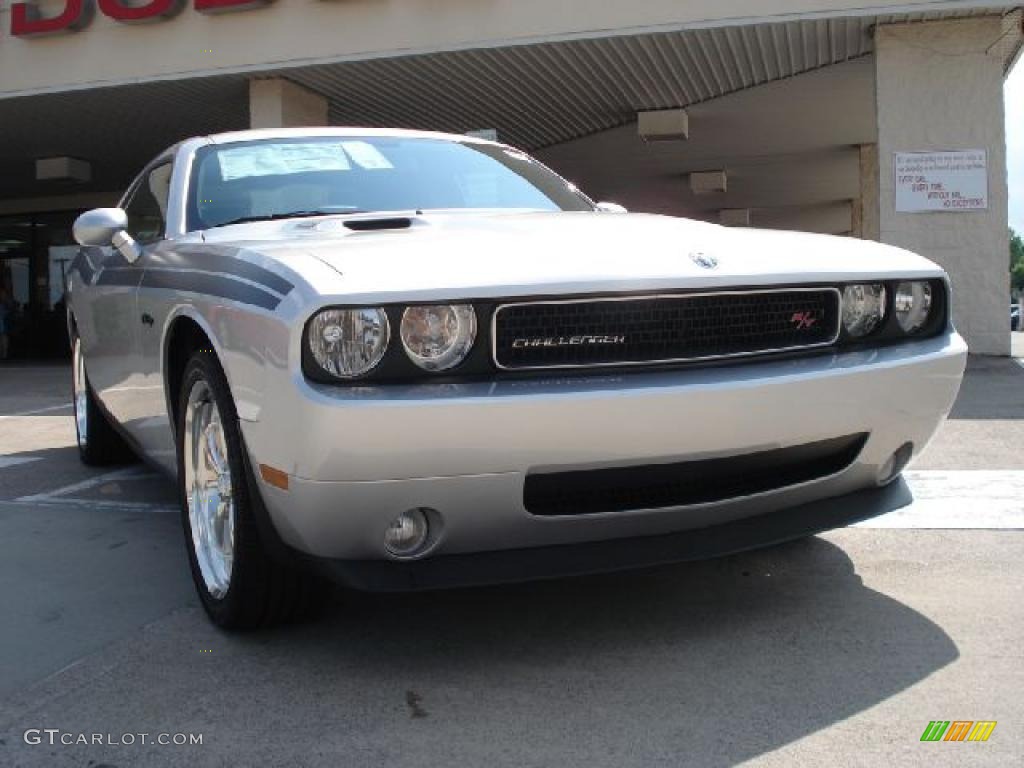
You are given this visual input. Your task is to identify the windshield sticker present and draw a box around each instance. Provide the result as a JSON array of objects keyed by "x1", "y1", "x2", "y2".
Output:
[
  {"x1": 218, "y1": 144, "x2": 352, "y2": 180},
  {"x1": 341, "y1": 141, "x2": 393, "y2": 170}
]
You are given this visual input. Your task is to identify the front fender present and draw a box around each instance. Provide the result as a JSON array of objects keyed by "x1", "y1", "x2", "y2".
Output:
[{"x1": 159, "y1": 300, "x2": 290, "y2": 424}]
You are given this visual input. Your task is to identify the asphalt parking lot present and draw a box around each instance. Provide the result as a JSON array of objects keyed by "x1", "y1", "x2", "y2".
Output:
[{"x1": 1, "y1": 347, "x2": 1023, "y2": 767}]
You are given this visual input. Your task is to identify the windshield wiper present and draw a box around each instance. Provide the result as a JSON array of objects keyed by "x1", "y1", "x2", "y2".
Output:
[{"x1": 210, "y1": 209, "x2": 369, "y2": 228}]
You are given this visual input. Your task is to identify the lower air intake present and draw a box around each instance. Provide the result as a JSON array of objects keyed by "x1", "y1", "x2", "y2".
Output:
[{"x1": 524, "y1": 433, "x2": 868, "y2": 516}]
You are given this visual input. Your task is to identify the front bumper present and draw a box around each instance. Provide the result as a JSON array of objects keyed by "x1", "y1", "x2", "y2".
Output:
[
  {"x1": 315, "y1": 479, "x2": 912, "y2": 591},
  {"x1": 242, "y1": 332, "x2": 966, "y2": 564}
]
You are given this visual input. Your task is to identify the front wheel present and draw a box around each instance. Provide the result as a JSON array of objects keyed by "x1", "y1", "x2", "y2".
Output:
[{"x1": 177, "y1": 350, "x2": 325, "y2": 629}]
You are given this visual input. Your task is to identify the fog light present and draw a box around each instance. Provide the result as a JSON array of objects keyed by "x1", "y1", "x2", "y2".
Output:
[
  {"x1": 384, "y1": 508, "x2": 431, "y2": 556},
  {"x1": 877, "y1": 442, "x2": 914, "y2": 485}
]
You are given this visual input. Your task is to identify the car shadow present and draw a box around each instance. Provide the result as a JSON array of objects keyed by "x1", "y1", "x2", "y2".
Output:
[
  {"x1": 0, "y1": 427, "x2": 959, "y2": 765},
  {"x1": 227, "y1": 536, "x2": 959, "y2": 767}
]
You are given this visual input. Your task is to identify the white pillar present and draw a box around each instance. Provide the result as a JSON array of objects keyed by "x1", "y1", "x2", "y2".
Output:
[
  {"x1": 249, "y1": 78, "x2": 328, "y2": 129},
  {"x1": 875, "y1": 17, "x2": 1012, "y2": 356}
]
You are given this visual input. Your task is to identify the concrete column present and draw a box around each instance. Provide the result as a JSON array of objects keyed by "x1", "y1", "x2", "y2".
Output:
[
  {"x1": 875, "y1": 17, "x2": 1011, "y2": 356},
  {"x1": 249, "y1": 78, "x2": 328, "y2": 129},
  {"x1": 855, "y1": 144, "x2": 880, "y2": 241}
]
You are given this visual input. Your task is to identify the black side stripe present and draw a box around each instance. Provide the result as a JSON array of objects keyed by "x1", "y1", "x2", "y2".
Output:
[
  {"x1": 70, "y1": 253, "x2": 95, "y2": 284},
  {"x1": 150, "y1": 248, "x2": 294, "y2": 296},
  {"x1": 141, "y1": 270, "x2": 281, "y2": 311},
  {"x1": 96, "y1": 268, "x2": 143, "y2": 288},
  {"x1": 100, "y1": 251, "x2": 131, "y2": 269},
  {"x1": 79, "y1": 261, "x2": 95, "y2": 284}
]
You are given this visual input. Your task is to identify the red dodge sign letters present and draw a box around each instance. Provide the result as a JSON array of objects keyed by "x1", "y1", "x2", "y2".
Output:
[{"x1": 11, "y1": 0, "x2": 272, "y2": 37}]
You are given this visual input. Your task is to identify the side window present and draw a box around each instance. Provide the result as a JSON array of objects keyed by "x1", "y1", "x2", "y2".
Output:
[{"x1": 124, "y1": 162, "x2": 172, "y2": 245}]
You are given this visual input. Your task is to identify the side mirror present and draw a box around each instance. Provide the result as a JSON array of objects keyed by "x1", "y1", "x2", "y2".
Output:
[
  {"x1": 596, "y1": 202, "x2": 628, "y2": 213},
  {"x1": 73, "y1": 208, "x2": 141, "y2": 263},
  {"x1": 73, "y1": 208, "x2": 127, "y2": 246}
]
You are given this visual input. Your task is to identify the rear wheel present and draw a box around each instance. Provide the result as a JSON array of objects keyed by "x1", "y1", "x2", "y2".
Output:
[
  {"x1": 177, "y1": 349, "x2": 326, "y2": 629},
  {"x1": 71, "y1": 334, "x2": 134, "y2": 466}
]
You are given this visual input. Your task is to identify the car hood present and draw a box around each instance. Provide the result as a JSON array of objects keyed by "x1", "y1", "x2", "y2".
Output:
[{"x1": 200, "y1": 210, "x2": 944, "y2": 302}]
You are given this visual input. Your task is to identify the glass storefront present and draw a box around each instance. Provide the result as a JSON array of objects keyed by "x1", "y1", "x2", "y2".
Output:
[{"x1": 0, "y1": 211, "x2": 81, "y2": 360}]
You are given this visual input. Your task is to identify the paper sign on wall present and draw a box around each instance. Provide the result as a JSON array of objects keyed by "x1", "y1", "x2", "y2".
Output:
[{"x1": 894, "y1": 150, "x2": 988, "y2": 213}]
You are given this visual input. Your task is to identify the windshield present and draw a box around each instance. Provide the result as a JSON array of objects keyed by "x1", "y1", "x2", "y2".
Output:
[{"x1": 187, "y1": 136, "x2": 594, "y2": 230}]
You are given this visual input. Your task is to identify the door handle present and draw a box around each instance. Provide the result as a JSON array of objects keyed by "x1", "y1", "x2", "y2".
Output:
[{"x1": 141, "y1": 312, "x2": 155, "y2": 327}]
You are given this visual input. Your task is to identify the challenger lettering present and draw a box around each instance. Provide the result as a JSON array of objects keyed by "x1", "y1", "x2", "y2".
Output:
[{"x1": 512, "y1": 335, "x2": 627, "y2": 348}]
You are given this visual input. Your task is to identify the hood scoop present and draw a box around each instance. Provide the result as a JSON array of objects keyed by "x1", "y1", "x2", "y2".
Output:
[
  {"x1": 304, "y1": 212, "x2": 426, "y2": 235},
  {"x1": 343, "y1": 216, "x2": 413, "y2": 231}
]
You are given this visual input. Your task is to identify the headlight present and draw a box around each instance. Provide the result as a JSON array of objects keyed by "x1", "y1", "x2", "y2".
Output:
[
  {"x1": 400, "y1": 304, "x2": 477, "y2": 371},
  {"x1": 894, "y1": 281, "x2": 933, "y2": 334},
  {"x1": 842, "y1": 284, "x2": 886, "y2": 338},
  {"x1": 307, "y1": 308, "x2": 389, "y2": 378}
]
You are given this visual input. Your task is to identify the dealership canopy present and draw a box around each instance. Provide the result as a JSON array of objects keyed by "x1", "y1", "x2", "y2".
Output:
[{"x1": 0, "y1": 0, "x2": 1020, "y2": 356}]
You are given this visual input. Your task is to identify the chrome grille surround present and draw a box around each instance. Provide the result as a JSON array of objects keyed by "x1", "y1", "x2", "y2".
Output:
[{"x1": 492, "y1": 287, "x2": 842, "y2": 371}]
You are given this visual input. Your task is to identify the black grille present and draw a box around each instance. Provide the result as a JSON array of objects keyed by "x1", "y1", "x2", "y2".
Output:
[
  {"x1": 524, "y1": 434, "x2": 868, "y2": 517},
  {"x1": 494, "y1": 289, "x2": 840, "y2": 370}
]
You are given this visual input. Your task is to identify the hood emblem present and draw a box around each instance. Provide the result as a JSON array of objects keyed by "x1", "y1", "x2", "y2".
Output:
[{"x1": 690, "y1": 251, "x2": 718, "y2": 269}]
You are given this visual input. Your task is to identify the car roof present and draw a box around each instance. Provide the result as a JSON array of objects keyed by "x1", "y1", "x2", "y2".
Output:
[{"x1": 201, "y1": 126, "x2": 502, "y2": 147}]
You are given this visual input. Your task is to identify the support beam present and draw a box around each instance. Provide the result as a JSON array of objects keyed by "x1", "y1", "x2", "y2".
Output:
[
  {"x1": 638, "y1": 109, "x2": 689, "y2": 142},
  {"x1": 691, "y1": 170, "x2": 727, "y2": 195},
  {"x1": 753, "y1": 201, "x2": 853, "y2": 235},
  {"x1": 875, "y1": 17, "x2": 1010, "y2": 355},
  {"x1": 719, "y1": 209, "x2": 750, "y2": 227},
  {"x1": 36, "y1": 156, "x2": 91, "y2": 182},
  {"x1": 249, "y1": 78, "x2": 327, "y2": 129}
]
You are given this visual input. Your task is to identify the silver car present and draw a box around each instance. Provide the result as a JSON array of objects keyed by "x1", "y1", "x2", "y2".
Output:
[{"x1": 67, "y1": 128, "x2": 966, "y2": 629}]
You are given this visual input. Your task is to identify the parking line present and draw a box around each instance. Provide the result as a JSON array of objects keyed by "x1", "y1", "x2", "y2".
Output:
[
  {"x1": 858, "y1": 470, "x2": 1024, "y2": 529},
  {"x1": 0, "y1": 402, "x2": 73, "y2": 419},
  {"x1": 15, "y1": 466, "x2": 157, "y2": 503},
  {"x1": 0, "y1": 499, "x2": 177, "y2": 518},
  {"x1": 0, "y1": 456, "x2": 41, "y2": 470}
]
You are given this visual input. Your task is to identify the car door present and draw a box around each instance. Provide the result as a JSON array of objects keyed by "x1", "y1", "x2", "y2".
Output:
[
  {"x1": 78, "y1": 162, "x2": 172, "y2": 450},
  {"x1": 72, "y1": 178, "x2": 154, "y2": 437},
  {"x1": 107, "y1": 161, "x2": 179, "y2": 468}
]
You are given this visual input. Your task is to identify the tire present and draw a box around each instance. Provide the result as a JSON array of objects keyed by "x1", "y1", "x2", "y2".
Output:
[
  {"x1": 176, "y1": 348, "x2": 326, "y2": 630},
  {"x1": 71, "y1": 334, "x2": 135, "y2": 466}
]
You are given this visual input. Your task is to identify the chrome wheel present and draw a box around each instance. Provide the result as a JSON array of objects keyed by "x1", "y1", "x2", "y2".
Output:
[
  {"x1": 72, "y1": 337, "x2": 88, "y2": 448},
  {"x1": 184, "y1": 379, "x2": 235, "y2": 599}
]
